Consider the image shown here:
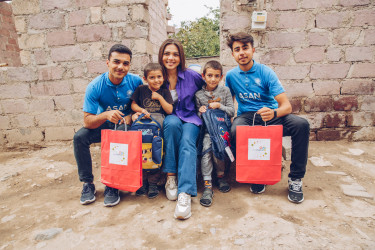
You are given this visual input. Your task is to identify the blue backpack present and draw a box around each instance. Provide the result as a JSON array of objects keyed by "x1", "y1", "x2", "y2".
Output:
[
  {"x1": 200, "y1": 109, "x2": 234, "y2": 162},
  {"x1": 129, "y1": 114, "x2": 163, "y2": 172}
]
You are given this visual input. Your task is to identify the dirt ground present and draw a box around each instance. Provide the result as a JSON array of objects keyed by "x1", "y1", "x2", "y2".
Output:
[{"x1": 0, "y1": 140, "x2": 375, "y2": 249}]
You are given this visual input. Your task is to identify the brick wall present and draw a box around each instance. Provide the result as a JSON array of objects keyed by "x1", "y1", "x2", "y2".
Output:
[
  {"x1": 0, "y1": 0, "x2": 168, "y2": 147},
  {"x1": 220, "y1": 0, "x2": 375, "y2": 141},
  {"x1": 0, "y1": 2, "x2": 21, "y2": 67}
]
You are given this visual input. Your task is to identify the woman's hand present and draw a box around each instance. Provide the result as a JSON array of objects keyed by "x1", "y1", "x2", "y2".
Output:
[
  {"x1": 208, "y1": 102, "x2": 220, "y2": 110},
  {"x1": 199, "y1": 106, "x2": 207, "y2": 113}
]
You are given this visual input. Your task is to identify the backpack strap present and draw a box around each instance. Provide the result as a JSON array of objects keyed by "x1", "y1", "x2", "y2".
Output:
[{"x1": 135, "y1": 113, "x2": 162, "y2": 128}]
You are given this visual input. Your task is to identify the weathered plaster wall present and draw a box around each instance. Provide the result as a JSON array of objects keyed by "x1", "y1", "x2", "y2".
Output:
[
  {"x1": 220, "y1": 0, "x2": 375, "y2": 141},
  {"x1": 0, "y1": 0, "x2": 168, "y2": 147}
]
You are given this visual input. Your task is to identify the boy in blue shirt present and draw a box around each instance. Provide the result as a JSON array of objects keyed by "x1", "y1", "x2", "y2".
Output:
[
  {"x1": 225, "y1": 32, "x2": 310, "y2": 203},
  {"x1": 73, "y1": 44, "x2": 143, "y2": 207}
]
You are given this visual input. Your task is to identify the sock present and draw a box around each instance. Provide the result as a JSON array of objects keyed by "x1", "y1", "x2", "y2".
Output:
[{"x1": 204, "y1": 180, "x2": 212, "y2": 189}]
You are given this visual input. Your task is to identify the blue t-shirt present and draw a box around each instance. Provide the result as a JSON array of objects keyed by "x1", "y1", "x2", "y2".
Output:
[
  {"x1": 83, "y1": 72, "x2": 143, "y2": 116},
  {"x1": 225, "y1": 60, "x2": 285, "y2": 116}
]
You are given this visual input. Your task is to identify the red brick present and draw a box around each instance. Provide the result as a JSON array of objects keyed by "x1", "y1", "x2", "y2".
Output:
[
  {"x1": 350, "y1": 63, "x2": 375, "y2": 78},
  {"x1": 316, "y1": 12, "x2": 349, "y2": 29},
  {"x1": 324, "y1": 113, "x2": 346, "y2": 128},
  {"x1": 361, "y1": 96, "x2": 375, "y2": 111},
  {"x1": 103, "y1": 7, "x2": 128, "y2": 22},
  {"x1": 260, "y1": 50, "x2": 291, "y2": 65},
  {"x1": 313, "y1": 81, "x2": 340, "y2": 96},
  {"x1": 38, "y1": 66, "x2": 64, "y2": 81},
  {"x1": 0, "y1": 2, "x2": 12, "y2": 16},
  {"x1": 352, "y1": 10, "x2": 375, "y2": 26},
  {"x1": 277, "y1": 12, "x2": 307, "y2": 29},
  {"x1": 86, "y1": 60, "x2": 107, "y2": 74},
  {"x1": 307, "y1": 32, "x2": 329, "y2": 46},
  {"x1": 51, "y1": 46, "x2": 86, "y2": 62},
  {"x1": 299, "y1": 113, "x2": 324, "y2": 129},
  {"x1": 310, "y1": 64, "x2": 350, "y2": 79},
  {"x1": 76, "y1": 25, "x2": 111, "y2": 42},
  {"x1": 289, "y1": 98, "x2": 302, "y2": 113},
  {"x1": 34, "y1": 50, "x2": 48, "y2": 65},
  {"x1": 295, "y1": 47, "x2": 325, "y2": 63},
  {"x1": 347, "y1": 112, "x2": 375, "y2": 127},
  {"x1": 46, "y1": 30, "x2": 75, "y2": 46},
  {"x1": 333, "y1": 96, "x2": 358, "y2": 111},
  {"x1": 274, "y1": 65, "x2": 310, "y2": 80},
  {"x1": 342, "y1": 79, "x2": 374, "y2": 95},
  {"x1": 1, "y1": 99, "x2": 28, "y2": 114},
  {"x1": 284, "y1": 82, "x2": 314, "y2": 98},
  {"x1": 7, "y1": 67, "x2": 37, "y2": 82},
  {"x1": 29, "y1": 13, "x2": 64, "y2": 29},
  {"x1": 301, "y1": 0, "x2": 334, "y2": 8},
  {"x1": 339, "y1": 0, "x2": 370, "y2": 6},
  {"x1": 364, "y1": 29, "x2": 375, "y2": 45},
  {"x1": 317, "y1": 130, "x2": 342, "y2": 141},
  {"x1": 42, "y1": 0, "x2": 74, "y2": 10},
  {"x1": 76, "y1": 0, "x2": 106, "y2": 8},
  {"x1": 222, "y1": 15, "x2": 251, "y2": 31},
  {"x1": 333, "y1": 29, "x2": 361, "y2": 45},
  {"x1": 326, "y1": 48, "x2": 342, "y2": 62},
  {"x1": 271, "y1": 0, "x2": 297, "y2": 10},
  {"x1": 68, "y1": 10, "x2": 89, "y2": 27},
  {"x1": 305, "y1": 97, "x2": 333, "y2": 112},
  {"x1": 345, "y1": 47, "x2": 373, "y2": 61},
  {"x1": 267, "y1": 32, "x2": 305, "y2": 48}
]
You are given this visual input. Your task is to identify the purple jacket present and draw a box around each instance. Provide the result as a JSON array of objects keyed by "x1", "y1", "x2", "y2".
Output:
[{"x1": 166, "y1": 69, "x2": 205, "y2": 126}]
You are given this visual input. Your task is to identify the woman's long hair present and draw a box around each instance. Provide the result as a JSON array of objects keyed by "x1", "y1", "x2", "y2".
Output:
[{"x1": 158, "y1": 38, "x2": 186, "y2": 81}]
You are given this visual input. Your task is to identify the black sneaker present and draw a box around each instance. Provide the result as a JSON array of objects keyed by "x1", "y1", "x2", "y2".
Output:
[
  {"x1": 217, "y1": 177, "x2": 231, "y2": 193},
  {"x1": 288, "y1": 178, "x2": 304, "y2": 203},
  {"x1": 250, "y1": 184, "x2": 265, "y2": 194},
  {"x1": 148, "y1": 184, "x2": 159, "y2": 199},
  {"x1": 136, "y1": 184, "x2": 148, "y2": 196},
  {"x1": 104, "y1": 186, "x2": 120, "y2": 207},
  {"x1": 200, "y1": 187, "x2": 213, "y2": 207},
  {"x1": 80, "y1": 183, "x2": 96, "y2": 205}
]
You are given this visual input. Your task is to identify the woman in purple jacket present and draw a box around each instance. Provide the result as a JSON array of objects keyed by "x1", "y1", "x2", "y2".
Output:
[{"x1": 158, "y1": 39, "x2": 205, "y2": 220}]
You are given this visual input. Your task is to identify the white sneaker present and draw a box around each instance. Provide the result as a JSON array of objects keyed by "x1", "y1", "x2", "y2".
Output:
[
  {"x1": 174, "y1": 192, "x2": 191, "y2": 220},
  {"x1": 165, "y1": 176, "x2": 178, "y2": 201}
]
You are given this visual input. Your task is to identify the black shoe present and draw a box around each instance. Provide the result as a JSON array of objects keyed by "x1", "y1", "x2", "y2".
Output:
[
  {"x1": 104, "y1": 186, "x2": 120, "y2": 207},
  {"x1": 80, "y1": 183, "x2": 96, "y2": 205},
  {"x1": 148, "y1": 184, "x2": 159, "y2": 199},
  {"x1": 217, "y1": 177, "x2": 231, "y2": 193},
  {"x1": 136, "y1": 184, "x2": 148, "y2": 196},
  {"x1": 250, "y1": 184, "x2": 265, "y2": 194},
  {"x1": 200, "y1": 187, "x2": 213, "y2": 207},
  {"x1": 288, "y1": 178, "x2": 304, "y2": 203}
]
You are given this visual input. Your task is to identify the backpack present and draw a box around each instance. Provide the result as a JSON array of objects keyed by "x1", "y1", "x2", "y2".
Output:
[
  {"x1": 201, "y1": 108, "x2": 234, "y2": 162},
  {"x1": 129, "y1": 114, "x2": 163, "y2": 172}
]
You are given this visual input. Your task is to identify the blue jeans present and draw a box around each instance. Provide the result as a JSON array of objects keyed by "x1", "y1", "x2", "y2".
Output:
[{"x1": 163, "y1": 115, "x2": 200, "y2": 196}]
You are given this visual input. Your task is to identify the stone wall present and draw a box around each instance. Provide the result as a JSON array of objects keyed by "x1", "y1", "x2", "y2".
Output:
[
  {"x1": 0, "y1": 0, "x2": 168, "y2": 147},
  {"x1": 220, "y1": 0, "x2": 375, "y2": 141},
  {"x1": 0, "y1": 2, "x2": 21, "y2": 67}
]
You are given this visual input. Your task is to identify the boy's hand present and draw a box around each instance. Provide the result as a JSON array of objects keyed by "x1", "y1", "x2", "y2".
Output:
[
  {"x1": 151, "y1": 92, "x2": 162, "y2": 101},
  {"x1": 132, "y1": 112, "x2": 141, "y2": 122},
  {"x1": 142, "y1": 109, "x2": 151, "y2": 119},
  {"x1": 199, "y1": 106, "x2": 207, "y2": 113},
  {"x1": 208, "y1": 102, "x2": 220, "y2": 109},
  {"x1": 257, "y1": 107, "x2": 274, "y2": 122}
]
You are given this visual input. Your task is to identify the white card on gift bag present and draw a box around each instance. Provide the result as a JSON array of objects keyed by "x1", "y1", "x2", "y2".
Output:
[
  {"x1": 248, "y1": 138, "x2": 270, "y2": 160},
  {"x1": 109, "y1": 143, "x2": 128, "y2": 166}
]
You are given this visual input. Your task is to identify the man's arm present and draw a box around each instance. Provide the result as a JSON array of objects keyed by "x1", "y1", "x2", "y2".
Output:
[
  {"x1": 83, "y1": 110, "x2": 126, "y2": 129},
  {"x1": 257, "y1": 92, "x2": 292, "y2": 122}
]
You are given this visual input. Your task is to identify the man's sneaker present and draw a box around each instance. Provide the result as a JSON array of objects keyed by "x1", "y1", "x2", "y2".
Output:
[
  {"x1": 288, "y1": 178, "x2": 304, "y2": 203},
  {"x1": 217, "y1": 177, "x2": 231, "y2": 193},
  {"x1": 165, "y1": 176, "x2": 178, "y2": 201},
  {"x1": 104, "y1": 186, "x2": 120, "y2": 207},
  {"x1": 80, "y1": 183, "x2": 96, "y2": 205},
  {"x1": 136, "y1": 184, "x2": 148, "y2": 196},
  {"x1": 174, "y1": 192, "x2": 191, "y2": 220},
  {"x1": 250, "y1": 184, "x2": 265, "y2": 194},
  {"x1": 200, "y1": 187, "x2": 213, "y2": 207},
  {"x1": 148, "y1": 184, "x2": 159, "y2": 199}
]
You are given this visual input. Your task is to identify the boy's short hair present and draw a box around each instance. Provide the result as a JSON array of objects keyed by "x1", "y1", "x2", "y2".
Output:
[
  {"x1": 108, "y1": 44, "x2": 132, "y2": 60},
  {"x1": 143, "y1": 63, "x2": 163, "y2": 78},
  {"x1": 202, "y1": 60, "x2": 223, "y2": 76},
  {"x1": 226, "y1": 32, "x2": 254, "y2": 51}
]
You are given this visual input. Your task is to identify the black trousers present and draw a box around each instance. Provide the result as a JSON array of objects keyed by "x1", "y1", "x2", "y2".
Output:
[{"x1": 231, "y1": 112, "x2": 310, "y2": 179}]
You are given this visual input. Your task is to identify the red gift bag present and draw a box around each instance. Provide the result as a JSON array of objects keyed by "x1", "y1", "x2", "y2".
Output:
[
  {"x1": 236, "y1": 123, "x2": 283, "y2": 185},
  {"x1": 101, "y1": 125, "x2": 142, "y2": 192}
]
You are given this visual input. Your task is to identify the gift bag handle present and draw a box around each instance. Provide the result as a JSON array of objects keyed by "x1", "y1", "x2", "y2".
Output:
[
  {"x1": 114, "y1": 118, "x2": 127, "y2": 131},
  {"x1": 252, "y1": 112, "x2": 267, "y2": 126}
]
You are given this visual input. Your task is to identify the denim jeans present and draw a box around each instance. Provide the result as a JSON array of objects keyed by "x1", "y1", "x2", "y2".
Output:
[
  {"x1": 231, "y1": 112, "x2": 310, "y2": 179},
  {"x1": 163, "y1": 115, "x2": 200, "y2": 196},
  {"x1": 73, "y1": 122, "x2": 126, "y2": 183}
]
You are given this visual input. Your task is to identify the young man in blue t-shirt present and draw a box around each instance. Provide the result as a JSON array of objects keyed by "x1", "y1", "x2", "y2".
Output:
[
  {"x1": 225, "y1": 32, "x2": 310, "y2": 203},
  {"x1": 73, "y1": 44, "x2": 143, "y2": 207}
]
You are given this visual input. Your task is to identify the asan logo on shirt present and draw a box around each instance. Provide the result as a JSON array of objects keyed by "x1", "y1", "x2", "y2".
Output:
[
  {"x1": 106, "y1": 104, "x2": 128, "y2": 111},
  {"x1": 238, "y1": 92, "x2": 261, "y2": 100}
]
